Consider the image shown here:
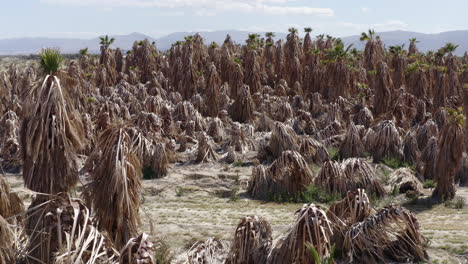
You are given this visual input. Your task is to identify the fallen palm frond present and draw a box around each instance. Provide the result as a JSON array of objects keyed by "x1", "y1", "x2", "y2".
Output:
[
  {"x1": 20, "y1": 74, "x2": 84, "y2": 194},
  {"x1": 187, "y1": 237, "x2": 229, "y2": 264},
  {"x1": 84, "y1": 124, "x2": 142, "y2": 249},
  {"x1": 343, "y1": 205, "x2": 428, "y2": 263},
  {"x1": 268, "y1": 204, "x2": 334, "y2": 264},
  {"x1": 226, "y1": 216, "x2": 272, "y2": 264},
  {"x1": 25, "y1": 195, "x2": 119, "y2": 264},
  {"x1": 389, "y1": 168, "x2": 423, "y2": 194},
  {"x1": 119, "y1": 233, "x2": 154, "y2": 264},
  {"x1": 249, "y1": 151, "x2": 313, "y2": 199}
]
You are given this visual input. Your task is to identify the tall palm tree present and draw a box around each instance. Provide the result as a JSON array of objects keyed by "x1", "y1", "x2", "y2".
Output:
[
  {"x1": 265, "y1": 32, "x2": 275, "y2": 38},
  {"x1": 409, "y1": 38, "x2": 419, "y2": 44},
  {"x1": 432, "y1": 108, "x2": 465, "y2": 201},
  {"x1": 99, "y1": 35, "x2": 115, "y2": 49},
  {"x1": 304, "y1": 27, "x2": 313, "y2": 33},
  {"x1": 21, "y1": 48, "x2": 84, "y2": 194}
]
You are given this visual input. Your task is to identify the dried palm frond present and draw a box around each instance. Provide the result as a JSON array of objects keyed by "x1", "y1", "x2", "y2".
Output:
[
  {"x1": 403, "y1": 130, "x2": 420, "y2": 165},
  {"x1": 225, "y1": 146, "x2": 237, "y2": 164},
  {"x1": 0, "y1": 215, "x2": 15, "y2": 263},
  {"x1": 367, "y1": 120, "x2": 402, "y2": 163},
  {"x1": 148, "y1": 143, "x2": 169, "y2": 179},
  {"x1": 229, "y1": 85, "x2": 255, "y2": 123},
  {"x1": 187, "y1": 237, "x2": 229, "y2": 264},
  {"x1": 84, "y1": 124, "x2": 142, "y2": 249},
  {"x1": 226, "y1": 122, "x2": 256, "y2": 153},
  {"x1": 119, "y1": 233, "x2": 154, "y2": 264},
  {"x1": 226, "y1": 216, "x2": 272, "y2": 264},
  {"x1": 389, "y1": 168, "x2": 423, "y2": 194},
  {"x1": 298, "y1": 137, "x2": 330, "y2": 164},
  {"x1": 432, "y1": 113, "x2": 465, "y2": 201},
  {"x1": 353, "y1": 107, "x2": 374, "y2": 128},
  {"x1": 20, "y1": 75, "x2": 84, "y2": 194},
  {"x1": 342, "y1": 158, "x2": 387, "y2": 198},
  {"x1": 25, "y1": 195, "x2": 119, "y2": 264},
  {"x1": 327, "y1": 189, "x2": 372, "y2": 230},
  {"x1": 249, "y1": 151, "x2": 313, "y2": 199},
  {"x1": 339, "y1": 123, "x2": 365, "y2": 159},
  {"x1": 343, "y1": 205, "x2": 428, "y2": 263},
  {"x1": 0, "y1": 175, "x2": 24, "y2": 222},
  {"x1": 195, "y1": 132, "x2": 218, "y2": 163},
  {"x1": 268, "y1": 204, "x2": 333, "y2": 264},
  {"x1": 314, "y1": 160, "x2": 349, "y2": 196},
  {"x1": 416, "y1": 119, "x2": 439, "y2": 150},
  {"x1": 207, "y1": 118, "x2": 225, "y2": 143},
  {"x1": 268, "y1": 122, "x2": 299, "y2": 159}
]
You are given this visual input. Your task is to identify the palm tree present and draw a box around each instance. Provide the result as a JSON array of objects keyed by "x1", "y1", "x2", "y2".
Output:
[
  {"x1": 304, "y1": 27, "x2": 313, "y2": 33},
  {"x1": 389, "y1": 44, "x2": 405, "y2": 55},
  {"x1": 99, "y1": 35, "x2": 115, "y2": 49},
  {"x1": 432, "y1": 108, "x2": 465, "y2": 201},
  {"x1": 443, "y1": 42, "x2": 459, "y2": 55},
  {"x1": 265, "y1": 32, "x2": 275, "y2": 38},
  {"x1": 79, "y1": 47, "x2": 88, "y2": 56},
  {"x1": 409, "y1": 38, "x2": 419, "y2": 44},
  {"x1": 288, "y1": 27, "x2": 298, "y2": 35},
  {"x1": 246, "y1": 33, "x2": 260, "y2": 48},
  {"x1": 184, "y1": 35, "x2": 194, "y2": 43},
  {"x1": 21, "y1": 48, "x2": 84, "y2": 194},
  {"x1": 360, "y1": 29, "x2": 376, "y2": 41}
]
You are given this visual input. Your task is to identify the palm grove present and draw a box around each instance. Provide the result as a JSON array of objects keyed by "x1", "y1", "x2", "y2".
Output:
[{"x1": 0, "y1": 27, "x2": 467, "y2": 263}]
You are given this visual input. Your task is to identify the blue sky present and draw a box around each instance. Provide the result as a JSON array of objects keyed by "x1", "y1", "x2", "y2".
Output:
[{"x1": 2, "y1": 0, "x2": 467, "y2": 39}]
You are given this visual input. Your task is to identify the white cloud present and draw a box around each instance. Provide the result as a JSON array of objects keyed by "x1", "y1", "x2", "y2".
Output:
[
  {"x1": 361, "y1": 7, "x2": 370, "y2": 13},
  {"x1": 40, "y1": 0, "x2": 334, "y2": 16}
]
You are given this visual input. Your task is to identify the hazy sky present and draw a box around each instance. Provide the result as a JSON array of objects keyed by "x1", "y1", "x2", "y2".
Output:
[{"x1": 2, "y1": 0, "x2": 467, "y2": 39}]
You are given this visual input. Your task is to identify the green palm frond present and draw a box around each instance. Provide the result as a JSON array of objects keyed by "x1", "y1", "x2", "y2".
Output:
[{"x1": 39, "y1": 48, "x2": 64, "y2": 75}]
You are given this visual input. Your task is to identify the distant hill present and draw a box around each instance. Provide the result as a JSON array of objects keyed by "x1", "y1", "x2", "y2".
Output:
[
  {"x1": 341, "y1": 30, "x2": 468, "y2": 55},
  {"x1": 0, "y1": 32, "x2": 155, "y2": 55},
  {"x1": 0, "y1": 30, "x2": 467, "y2": 55}
]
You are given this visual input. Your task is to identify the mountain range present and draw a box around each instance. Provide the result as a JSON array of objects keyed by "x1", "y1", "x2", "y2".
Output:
[{"x1": 0, "y1": 30, "x2": 467, "y2": 56}]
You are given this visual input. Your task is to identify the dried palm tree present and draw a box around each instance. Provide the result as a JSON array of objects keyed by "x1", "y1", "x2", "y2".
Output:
[
  {"x1": 21, "y1": 48, "x2": 85, "y2": 194},
  {"x1": 343, "y1": 205, "x2": 428, "y2": 263},
  {"x1": 432, "y1": 108, "x2": 465, "y2": 201},
  {"x1": 187, "y1": 237, "x2": 229, "y2": 264},
  {"x1": 389, "y1": 168, "x2": 423, "y2": 194},
  {"x1": 84, "y1": 124, "x2": 142, "y2": 249},
  {"x1": 249, "y1": 151, "x2": 313, "y2": 199},
  {"x1": 267, "y1": 204, "x2": 333, "y2": 264},
  {"x1": 226, "y1": 216, "x2": 272, "y2": 264}
]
